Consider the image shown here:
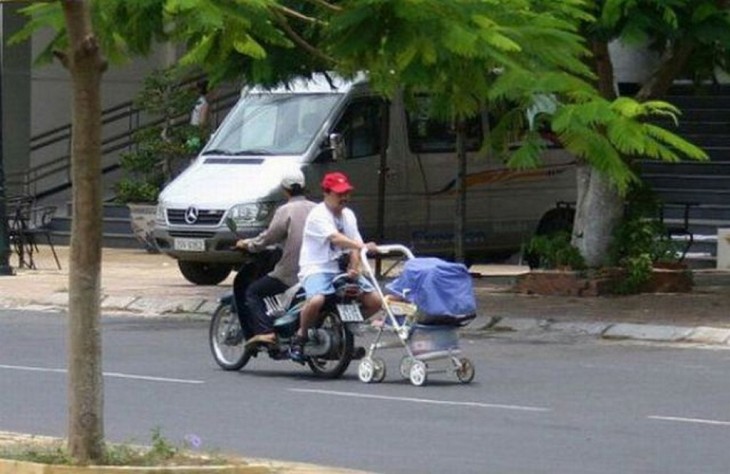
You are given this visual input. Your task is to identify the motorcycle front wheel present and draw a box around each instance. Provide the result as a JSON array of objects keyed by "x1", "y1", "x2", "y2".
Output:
[
  {"x1": 307, "y1": 310, "x2": 354, "y2": 379},
  {"x1": 209, "y1": 303, "x2": 251, "y2": 371}
]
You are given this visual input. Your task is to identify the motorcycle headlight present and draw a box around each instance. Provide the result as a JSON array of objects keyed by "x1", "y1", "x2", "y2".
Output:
[{"x1": 228, "y1": 201, "x2": 276, "y2": 227}]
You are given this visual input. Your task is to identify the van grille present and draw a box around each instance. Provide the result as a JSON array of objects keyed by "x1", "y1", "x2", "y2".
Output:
[
  {"x1": 167, "y1": 209, "x2": 225, "y2": 226},
  {"x1": 168, "y1": 230, "x2": 216, "y2": 238}
]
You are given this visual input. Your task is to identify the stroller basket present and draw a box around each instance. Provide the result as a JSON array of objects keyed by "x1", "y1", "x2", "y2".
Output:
[{"x1": 408, "y1": 325, "x2": 459, "y2": 356}]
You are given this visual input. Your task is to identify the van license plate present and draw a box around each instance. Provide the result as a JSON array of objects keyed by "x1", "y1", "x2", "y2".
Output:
[
  {"x1": 337, "y1": 304, "x2": 364, "y2": 322},
  {"x1": 174, "y1": 238, "x2": 205, "y2": 252}
]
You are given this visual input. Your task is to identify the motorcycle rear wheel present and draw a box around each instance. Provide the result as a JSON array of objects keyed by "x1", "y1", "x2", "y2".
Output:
[
  {"x1": 307, "y1": 310, "x2": 354, "y2": 379},
  {"x1": 209, "y1": 303, "x2": 252, "y2": 371}
]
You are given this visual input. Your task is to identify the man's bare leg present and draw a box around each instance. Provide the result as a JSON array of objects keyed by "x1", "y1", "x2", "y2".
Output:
[{"x1": 297, "y1": 294, "x2": 325, "y2": 339}]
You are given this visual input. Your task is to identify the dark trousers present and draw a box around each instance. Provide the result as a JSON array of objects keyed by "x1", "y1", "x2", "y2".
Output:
[{"x1": 245, "y1": 275, "x2": 288, "y2": 335}]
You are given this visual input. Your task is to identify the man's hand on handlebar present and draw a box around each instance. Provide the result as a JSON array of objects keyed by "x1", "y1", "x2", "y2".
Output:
[
  {"x1": 234, "y1": 239, "x2": 250, "y2": 251},
  {"x1": 363, "y1": 241, "x2": 378, "y2": 253}
]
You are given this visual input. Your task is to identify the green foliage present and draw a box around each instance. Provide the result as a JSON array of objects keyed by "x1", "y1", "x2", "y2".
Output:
[
  {"x1": 607, "y1": 185, "x2": 684, "y2": 293},
  {"x1": 115, "y1": 67, "x2": 202, "y2": 204},
  {"x1": 548, "y1": 95, "x2": 708, "y2": 193},
  {"x1": 594, "y1": 0, "x2": 730, "y2": 86},
  {"x1": 525, "y1": 231, "x2": 587, "y2": 270}
]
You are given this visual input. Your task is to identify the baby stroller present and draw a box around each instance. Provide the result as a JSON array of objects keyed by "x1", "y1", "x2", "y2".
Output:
[{"x1": 358, "y1": 244, "x2": 477, "y2": 386}]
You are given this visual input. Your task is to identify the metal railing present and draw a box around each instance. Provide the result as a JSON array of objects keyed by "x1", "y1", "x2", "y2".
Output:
[{"x1": 7, "y1": 85, "x2": 240, "y2": 202}]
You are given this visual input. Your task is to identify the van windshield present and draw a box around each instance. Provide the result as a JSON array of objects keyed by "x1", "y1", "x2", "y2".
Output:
[{"x1": 204, "y1": 93, "x2": 341, "y2": 156}]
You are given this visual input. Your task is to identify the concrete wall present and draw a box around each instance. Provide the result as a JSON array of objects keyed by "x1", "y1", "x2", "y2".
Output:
[
  {"x1": 1, "y1": 4, "x2": 31, "y2": 195},
  {"x1": 30, "y1": 29, "x2": 179, "y2": 170}
]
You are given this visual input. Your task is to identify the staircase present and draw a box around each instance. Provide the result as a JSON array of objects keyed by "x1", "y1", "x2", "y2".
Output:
[
  {"x1": 638, "y1": 85, "x2": 730, "y2": 268},
  {"x1": 12, "y1": 84, "x2": 240, "y2": 249}
]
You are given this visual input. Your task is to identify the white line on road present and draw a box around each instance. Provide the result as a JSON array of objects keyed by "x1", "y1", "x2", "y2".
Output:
[
  {"x1": 0, "y1": 364, "x2": 204, "y2": 384},
  {"x1": 648, "y1": 415, "x2": 730, "y2": 427},
  {"x1": 289, "y1": 388, "x2": 551, "y2": 412}
]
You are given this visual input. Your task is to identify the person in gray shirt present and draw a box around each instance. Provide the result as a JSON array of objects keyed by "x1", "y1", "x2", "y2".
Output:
[{"x1": 235, "y1": 168, "x2": 316, "y2": 346}]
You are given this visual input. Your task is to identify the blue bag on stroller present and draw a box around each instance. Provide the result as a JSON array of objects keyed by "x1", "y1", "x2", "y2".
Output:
[{"x1": 386, "y1": 257, "x2": 477, "y2": 326}]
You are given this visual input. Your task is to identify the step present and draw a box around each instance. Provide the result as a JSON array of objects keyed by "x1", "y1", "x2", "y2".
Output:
[
  {"x1": 650, "y1": 187, "x2": 730, "y2": 206},
  {"x1": 683, "y1": 254, "x2": 717, "y2": 270},
  {"x1": 49, "y1": 216, "x2": 133, "y2": 235},
  {"x1": 51, "y1": 231, "x2": 144, "y2": 249},
  {"x1": 639, "y1": 160, "x2": 730, "y2": 175},
  {"x1": 642, "y1": 174, "x2": 730, "y2": 190},
  {"x1": 63, "y1": 202, "x2": 132, "y2": 219},
  {"x1": 682, "y1": 135, "x2": 730, "y2": 147}
]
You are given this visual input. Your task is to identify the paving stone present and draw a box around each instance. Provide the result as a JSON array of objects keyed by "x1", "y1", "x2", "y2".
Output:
[
  {"x1": 548, "y1": 321, "x2": 613, "y2": 336},
  {"x1": 492, "y1": 317, "x2": 546, "y2": 331},
  {"x1": 43, "y1": 292, "x2": 68, "y2": 306},
  {"x1": 603, "y1": 323, "x2": 694, "y2": 342},
  {"x1": 127, "y1": 297, "x2": 206, "y2": 314},
  {"x1": 685, "y1": 327, "x2": 730, "y2": 345},
  {"x1": 101, "y1": 296, "x2": 137, "y2": 310}
]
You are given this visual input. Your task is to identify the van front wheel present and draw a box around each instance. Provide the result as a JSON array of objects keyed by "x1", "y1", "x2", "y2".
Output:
[{"x1": 178, "y1": 261, "x2": 232, "y2": 285}]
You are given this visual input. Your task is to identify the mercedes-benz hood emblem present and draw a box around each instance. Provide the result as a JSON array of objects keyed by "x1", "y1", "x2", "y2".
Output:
[{"x1": 184, "y1": 206, "x2": 199, "y2": 224}]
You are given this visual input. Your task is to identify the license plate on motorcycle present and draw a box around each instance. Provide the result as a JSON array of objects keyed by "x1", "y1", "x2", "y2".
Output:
[
  {"x1": 337, "y1": 304, "x2": 364, "y2": 322},
  {"x1": 174, "y1": 238, "x2": 205, "y2": 252}
]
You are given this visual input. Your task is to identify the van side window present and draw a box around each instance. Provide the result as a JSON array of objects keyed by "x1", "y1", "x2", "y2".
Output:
[
  {"x1": 406, "y1": 98, "x2": 483, "y2": 153},
  {"x1": 333, "y1": 99, "x2": 384, "y2": 159}
]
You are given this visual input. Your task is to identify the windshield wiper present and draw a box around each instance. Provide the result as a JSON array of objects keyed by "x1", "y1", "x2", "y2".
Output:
[
  {"x1": 201, "y1": 148, "x2": 273, "y2": 156},
  {"x1": 201, "y1": 149, "x2": 236, "y2": 156},
  {"x1": 230, "y1": 149, "x2": 274, "y2": 156}
]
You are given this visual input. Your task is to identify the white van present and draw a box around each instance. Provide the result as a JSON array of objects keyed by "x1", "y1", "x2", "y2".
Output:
[{"x1": 154, "y1": 74, "x2": 576, "y2": 285}]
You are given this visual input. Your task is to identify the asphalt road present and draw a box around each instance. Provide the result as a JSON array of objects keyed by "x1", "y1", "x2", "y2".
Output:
[{"x1": 2, "y1": 309, "x2": 730, "y2": 474}]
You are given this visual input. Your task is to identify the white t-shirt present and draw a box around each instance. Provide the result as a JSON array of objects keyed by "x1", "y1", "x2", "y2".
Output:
[{"x1": 298, "y1": 202, "x2": 363, "y2": 279}]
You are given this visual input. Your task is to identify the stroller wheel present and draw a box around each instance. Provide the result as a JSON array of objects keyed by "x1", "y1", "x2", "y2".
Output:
[
  {"x1": 399, "y1": 356, "x2": 414, "y2": 380},
  {"x1": 371, "y1": 357, "x2": 386, "y2": 383},
  {"x1": 409, "y1": 360, "x2": 427, "y2": 386},
  {"x1": 358, "y1": 358, "x2": 375, "y2": 383},
  {"x1": 456, "y1": 357, "x2": 475, "y2": 384}
]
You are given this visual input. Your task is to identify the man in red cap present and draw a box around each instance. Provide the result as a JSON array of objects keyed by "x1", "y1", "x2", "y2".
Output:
[{"x1": 290, "y1": 171, "x2": 381, "y2": 362}]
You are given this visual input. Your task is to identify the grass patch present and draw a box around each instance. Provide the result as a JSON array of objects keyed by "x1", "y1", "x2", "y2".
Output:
[{"x1": 0, "y1": 428, "x2": 232, "y2": 467}]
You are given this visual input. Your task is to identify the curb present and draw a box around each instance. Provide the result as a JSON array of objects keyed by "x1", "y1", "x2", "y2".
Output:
[
  {"x1": 462, "y1": 316, "x2": 730, "y2": 346},
  {"x1": 4, "y1": 295, "x2": 730, "y2": 347}
]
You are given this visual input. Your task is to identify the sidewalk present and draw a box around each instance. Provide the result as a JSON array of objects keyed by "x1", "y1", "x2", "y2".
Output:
[{"x1": 1, "y1": 245, "x2": 730, "y2": 346}]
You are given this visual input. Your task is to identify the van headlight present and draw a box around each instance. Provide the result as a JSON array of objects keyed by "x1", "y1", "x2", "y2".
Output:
[
  {"x1": 155, "y1": 204, "x2": 166, "y2": 224},
  {"x1": 228, "y1": 202, "x2": 276, "y2": 227}
]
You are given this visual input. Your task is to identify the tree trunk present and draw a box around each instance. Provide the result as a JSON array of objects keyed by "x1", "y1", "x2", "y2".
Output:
[
  {"x1": 591, "y1": 40, "x2": 617, "y2": 100},
  {"x1": 635, "y1": 40, "x2": 695, "y2": 101},
  {"x1": 569, "y1": 40, "x2": 623, "y2": 267},
  {"x1": 571, "y1": 164, "x2": 624, "y2": 267},
  {"x1": 62, "y1": 0, "x2": 107, "y2": 464}
]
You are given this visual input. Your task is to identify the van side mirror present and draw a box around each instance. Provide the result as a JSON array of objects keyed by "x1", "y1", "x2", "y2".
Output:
[
  {"x1": 329, "y1": 133, "x2": 345, "y2": 162},
  {"x1": 225, "y1": 217, "x2": 238, "y2": 233}
]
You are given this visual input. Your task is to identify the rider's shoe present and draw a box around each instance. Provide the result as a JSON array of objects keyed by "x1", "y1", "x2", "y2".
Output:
[
  {"x1": 245, "y1": 333, "x2": 276, "y2": 349},
  {"x1": 288, "y1": 335, "x2": 307, "y2": 364}
]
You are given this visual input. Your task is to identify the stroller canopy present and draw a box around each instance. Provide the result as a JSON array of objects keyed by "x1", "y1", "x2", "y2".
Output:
[{"x1": 386, "y1": 257, "x2": 477, "y2": 317}]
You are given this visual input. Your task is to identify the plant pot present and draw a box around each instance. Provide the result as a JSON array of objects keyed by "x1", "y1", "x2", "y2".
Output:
[{"x1": 127, "y1": 203, "x2": 160, "y2": 254}]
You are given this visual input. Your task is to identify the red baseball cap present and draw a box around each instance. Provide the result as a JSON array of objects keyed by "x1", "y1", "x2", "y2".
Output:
[{"x1": 321, "y1": 172, "x2": 354, "y2": 194}]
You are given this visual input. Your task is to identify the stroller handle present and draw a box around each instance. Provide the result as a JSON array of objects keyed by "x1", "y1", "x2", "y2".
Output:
[
  {"x1": 359, "y1": 243, "x2": 415, "y2": 290},
  {"x1": 360, "y1": 244, "x2": 415, "y2": 263}
]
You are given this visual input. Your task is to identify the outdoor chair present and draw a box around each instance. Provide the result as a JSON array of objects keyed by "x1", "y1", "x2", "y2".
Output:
[{"x1": 7, "y1": 196, "x2": 61, "y2": 270}]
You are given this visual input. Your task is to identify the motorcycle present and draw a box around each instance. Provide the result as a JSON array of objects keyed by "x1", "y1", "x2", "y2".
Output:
[{"x1": 208, "y1": 249, "x2": 365, "y2": 379}]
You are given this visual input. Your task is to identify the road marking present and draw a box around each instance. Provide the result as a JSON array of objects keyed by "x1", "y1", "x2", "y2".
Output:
[
  {"x1": 0, "y1": 364, "x2": 204, "y2": 384},
  {"x1": 289, "y1": 388, "x2": 551, "y2": 412},
  {"x1": 648, "y1": 415, "x2": 730, "y2": 427}
]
